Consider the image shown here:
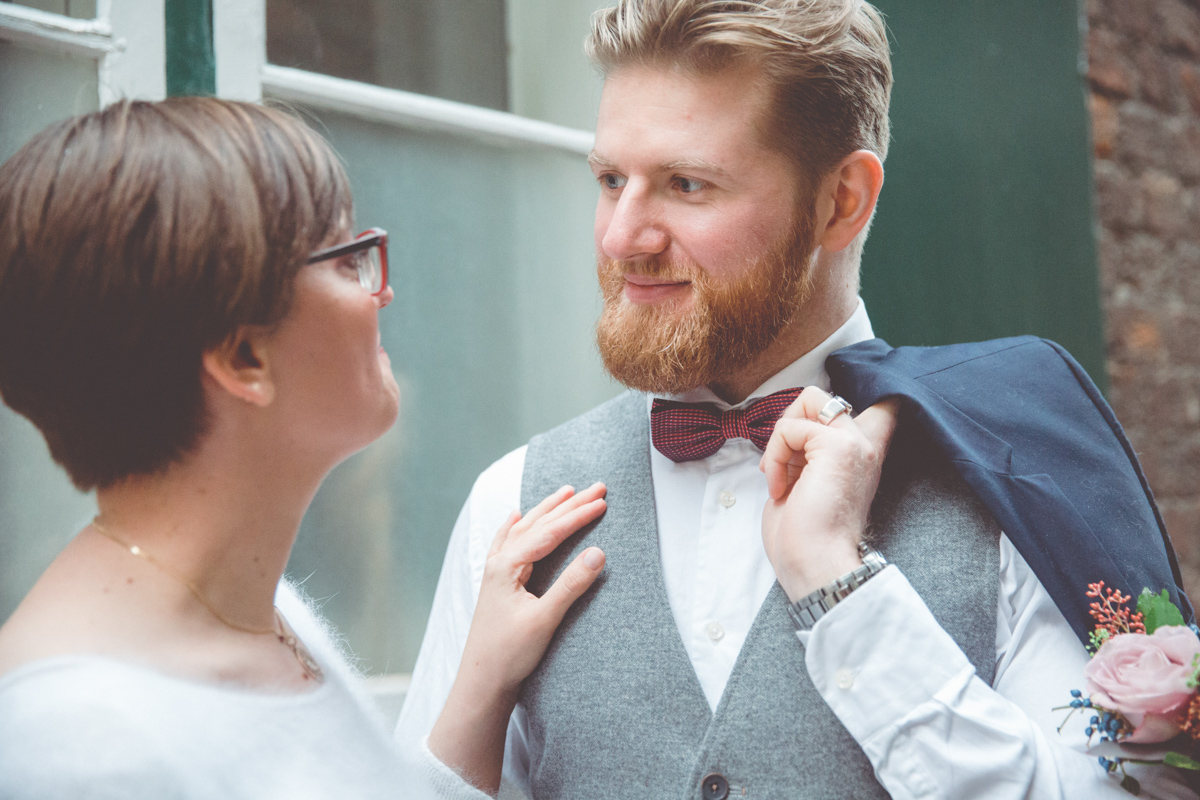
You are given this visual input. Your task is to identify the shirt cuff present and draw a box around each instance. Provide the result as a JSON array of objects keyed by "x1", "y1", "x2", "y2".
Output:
[{"x1": 802, "y1": 565, "x2": 976, "y2": 743}]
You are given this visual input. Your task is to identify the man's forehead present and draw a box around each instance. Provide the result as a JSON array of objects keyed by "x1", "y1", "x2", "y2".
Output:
[{"x1": 591, "y1": 63, "x2": 777, "y2": 165}]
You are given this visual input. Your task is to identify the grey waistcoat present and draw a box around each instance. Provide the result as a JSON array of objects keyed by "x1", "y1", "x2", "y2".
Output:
[{"x1": 519, "y1": 391, "x2": 1000, "y2": 800}]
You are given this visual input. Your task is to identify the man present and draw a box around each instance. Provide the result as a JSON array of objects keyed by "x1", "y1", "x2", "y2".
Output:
[{"x1": 398, "y1": 1, "x2": 1195, "y2": 797}]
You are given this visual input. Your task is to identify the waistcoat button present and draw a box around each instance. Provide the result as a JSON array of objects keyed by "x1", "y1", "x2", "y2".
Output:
[{"x1": 701, "y1": 772, "x2": 729, "y2": 800}]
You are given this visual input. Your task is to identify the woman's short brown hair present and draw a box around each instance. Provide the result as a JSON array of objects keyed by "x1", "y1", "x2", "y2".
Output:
[{"x1": 0, "y1": 98, "x2": 352, "y2": 490}]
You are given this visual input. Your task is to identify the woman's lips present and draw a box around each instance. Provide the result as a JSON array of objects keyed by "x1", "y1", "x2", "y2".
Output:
[{"x1": 623, "y1": 275, "x2": 691, "y2": 304}]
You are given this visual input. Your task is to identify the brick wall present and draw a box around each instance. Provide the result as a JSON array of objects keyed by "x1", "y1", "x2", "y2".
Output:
[{"x1": 1088, "y1": 0, "x2": 1200, "y2": 596}]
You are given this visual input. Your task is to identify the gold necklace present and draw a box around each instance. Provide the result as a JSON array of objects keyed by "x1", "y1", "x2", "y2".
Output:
[{"x1": 91, "y1": 517, "x2": 324, "y2": 682}]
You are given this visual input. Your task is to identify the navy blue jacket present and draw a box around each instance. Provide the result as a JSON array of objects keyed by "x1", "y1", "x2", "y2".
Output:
[{"x1": 827, "y1": 336, "x2": 1193, "y2": 647}]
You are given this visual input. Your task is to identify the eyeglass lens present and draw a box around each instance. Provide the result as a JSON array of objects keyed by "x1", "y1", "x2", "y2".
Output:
[{"x1": 351, "y1": 246, "x2": 383, "y2": 294}]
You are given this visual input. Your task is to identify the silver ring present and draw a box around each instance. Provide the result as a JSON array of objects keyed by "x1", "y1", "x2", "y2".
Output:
[{"x1": 817, "y1": 395, "x2": 853, "y2": 425}]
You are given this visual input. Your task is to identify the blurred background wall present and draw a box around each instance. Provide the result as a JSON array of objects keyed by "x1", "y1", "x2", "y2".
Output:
[
  {"x1": 1086, "y1": 0, "x2": 1200, "y2": 594},
  {"x1": 1, "y1": 0, "x2": 1196, "y2": 679}
]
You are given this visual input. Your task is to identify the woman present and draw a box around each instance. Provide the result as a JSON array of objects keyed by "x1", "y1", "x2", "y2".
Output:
[{"x1": 0, "y1": 98, "x2": 605, "y2": 798}]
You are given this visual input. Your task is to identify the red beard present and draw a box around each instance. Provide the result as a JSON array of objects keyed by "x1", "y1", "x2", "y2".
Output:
[{"x1": 595, "y1": 211, "x2": 816, "y2": 394}]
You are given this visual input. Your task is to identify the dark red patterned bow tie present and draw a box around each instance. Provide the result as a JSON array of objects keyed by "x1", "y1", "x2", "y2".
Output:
[{"x1": 650, "y1": 388, "x2": 803, "y2": 463}]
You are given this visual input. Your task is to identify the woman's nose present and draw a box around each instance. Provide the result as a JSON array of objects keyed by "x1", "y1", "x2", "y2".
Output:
[{"x1": 377, "y1": 285, "x2": 395, "y2": 309}]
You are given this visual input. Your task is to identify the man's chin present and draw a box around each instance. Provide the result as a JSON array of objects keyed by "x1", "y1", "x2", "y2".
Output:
[{"x1": 597, "y1": 333, "x2": 712, "y2": 395}]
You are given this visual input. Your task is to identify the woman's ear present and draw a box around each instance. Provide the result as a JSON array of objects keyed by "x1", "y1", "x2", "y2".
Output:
[{"x1": 201, "y1": 327, "x2": 275, "y2": 407}]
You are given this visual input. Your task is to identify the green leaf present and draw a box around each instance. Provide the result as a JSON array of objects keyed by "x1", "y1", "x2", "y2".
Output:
[
  {"x1": 1089, "y1": 628, "x2": 1111, "y2": 654},
  {"x1": 1164, "y1": 752, "x2": 1200, "y2": 770},
  {"x1": 1138, "y1": 589, "x2": 1185, "y2": 634},
  {"x1": 1121, "y1": 774, "x2": 1141, "y2": 795}
]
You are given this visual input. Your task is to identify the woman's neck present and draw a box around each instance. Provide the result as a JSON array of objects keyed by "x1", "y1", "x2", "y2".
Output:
[{"x1": 93, "y1": 444, "x2": 324, "y2": 635}]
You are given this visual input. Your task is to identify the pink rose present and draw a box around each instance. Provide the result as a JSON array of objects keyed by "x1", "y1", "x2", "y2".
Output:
[{"x1": 1084, "y1": 626, "x2": 1200, "y2": 743}]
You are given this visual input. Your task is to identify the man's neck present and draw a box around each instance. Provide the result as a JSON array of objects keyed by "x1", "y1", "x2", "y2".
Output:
[{"x1": 707, "y1": 291, "x2": 859, "y2": 405}]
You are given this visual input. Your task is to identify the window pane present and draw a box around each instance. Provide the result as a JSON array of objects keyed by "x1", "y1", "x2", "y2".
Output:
[
  {"x1": 281, "y1": 109, "x2": 617, "y2": 673},
  {"x1": 267, "y1": 0, "x2": 509, "y2": 110},
  {"x1": 7, "y1": 0, "x2": 97, "y2": 19},
  {"x1": 0, "y1": 42, "x2": 99, "y2": 161}
]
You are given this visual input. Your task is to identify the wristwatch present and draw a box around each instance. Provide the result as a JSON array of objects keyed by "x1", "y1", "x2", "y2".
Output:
[{"x1": 786, "y1": 542, "x2": 889, "y2": 631}]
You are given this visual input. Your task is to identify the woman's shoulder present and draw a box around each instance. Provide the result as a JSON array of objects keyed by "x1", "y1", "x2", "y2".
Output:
[
  {"x1": 0, "y1": 656, "x2": 191, "y2": 736},
  {"x1": 0, "y1": 659, "x2": 192, "y2": 798}
]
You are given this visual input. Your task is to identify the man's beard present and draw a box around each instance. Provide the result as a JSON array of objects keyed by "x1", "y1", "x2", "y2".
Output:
[{"x1": 595, "y1": 212, "x2": 816, "y2": 395}]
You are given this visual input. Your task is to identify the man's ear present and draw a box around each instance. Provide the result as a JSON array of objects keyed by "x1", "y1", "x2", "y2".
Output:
[
  {"x1": 815, "y1": 150, "x2": 885, "y2": 253},
  {"x1": 201, "y1": 327, "x2": 275, "y2": 407}
]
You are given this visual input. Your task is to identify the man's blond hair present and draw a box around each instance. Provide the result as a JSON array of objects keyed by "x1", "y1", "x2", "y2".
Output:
[{"x1": 587, "y1": 0, "x2": 892, "y2": 185}]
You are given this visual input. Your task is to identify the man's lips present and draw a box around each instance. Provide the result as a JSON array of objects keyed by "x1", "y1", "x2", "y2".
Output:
[{"x1": 622, "y1": 274, "x2": 691, "y2": 303}]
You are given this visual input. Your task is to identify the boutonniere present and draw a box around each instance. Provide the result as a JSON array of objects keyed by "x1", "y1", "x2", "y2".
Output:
[{"x1": 1057, "y1": 582, "x2": 1200, "y2": 794}]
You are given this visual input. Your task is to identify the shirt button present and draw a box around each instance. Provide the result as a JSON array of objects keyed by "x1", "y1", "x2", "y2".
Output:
[
  {"x1": 718, "y1": 491, "x2": 736, "y2": 508},
  {"x1": 835, "y1": 668, "x2": 854, "y2": 690},
  {"x1": 705, "y1": 621, "x2": 725, "y2": 642},
  {"x1": 701, "y1": 773, "x2": 729, "y2": 800}
]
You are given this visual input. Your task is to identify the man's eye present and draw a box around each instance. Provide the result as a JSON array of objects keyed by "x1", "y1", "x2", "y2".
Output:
[
  {"x1": 674, "y1": 177, "x2": 704, "y2": 194},
  {"x1": 600, "y1": 173, "x2": 627, "y2": 190}
]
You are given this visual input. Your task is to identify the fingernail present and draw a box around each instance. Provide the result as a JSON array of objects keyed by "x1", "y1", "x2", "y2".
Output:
[{"x1": 583, "y1": 548, "x2": 604, "y2": 569}]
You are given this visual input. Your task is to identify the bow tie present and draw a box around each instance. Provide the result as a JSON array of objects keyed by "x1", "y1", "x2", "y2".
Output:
[{"x1": 650, "y1": 388, "x2": 803, "y2": 463}]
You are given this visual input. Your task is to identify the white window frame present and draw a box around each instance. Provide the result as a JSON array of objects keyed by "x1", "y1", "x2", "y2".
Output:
[
  {"x1": 212, "y1": 0, "x2": 592, "y2": 156},
  {"x1": 0, "y1": 0, "x2": 165, "y2": 105}
]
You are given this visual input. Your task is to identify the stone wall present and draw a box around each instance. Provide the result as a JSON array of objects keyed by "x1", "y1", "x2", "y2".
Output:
[{"x1": 1088, "y1": 0, "x2": 1200, "y2": 595}]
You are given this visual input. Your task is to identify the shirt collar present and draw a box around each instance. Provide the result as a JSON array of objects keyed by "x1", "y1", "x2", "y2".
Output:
[{"x1": 658, "y1": 298, "x2": 875, "y2": 411}]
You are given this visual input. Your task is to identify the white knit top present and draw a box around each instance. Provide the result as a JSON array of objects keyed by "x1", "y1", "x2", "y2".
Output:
[{"x1": 0, "y1": 582, "x2": 485, "y2": 800}]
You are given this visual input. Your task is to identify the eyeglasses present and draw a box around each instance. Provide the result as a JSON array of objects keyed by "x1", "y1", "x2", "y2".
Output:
[{"x1": 306, "y1": 228, "x2": 389, "y2": 296}]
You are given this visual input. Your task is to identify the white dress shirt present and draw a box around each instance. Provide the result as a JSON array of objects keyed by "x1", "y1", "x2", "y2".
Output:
[{"x1": 397, "y1": 300, "x2": 1195, "y2": 799}]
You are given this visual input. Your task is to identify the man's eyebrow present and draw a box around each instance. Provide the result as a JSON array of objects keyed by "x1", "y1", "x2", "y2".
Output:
[
  {"x1": 662, "y1": 158, "x2": 730, "y2": 178},
  {"x1": 587, "y1": 153, "x2": 616, "y2": 170},
  {"x1": 587, "y1": 154, "x2": 731, "y2": 179}
]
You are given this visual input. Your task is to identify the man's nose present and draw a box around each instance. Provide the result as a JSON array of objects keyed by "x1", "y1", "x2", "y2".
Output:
[{"x1": 599, "y1": 186, "x2": 669, "y2": 261}]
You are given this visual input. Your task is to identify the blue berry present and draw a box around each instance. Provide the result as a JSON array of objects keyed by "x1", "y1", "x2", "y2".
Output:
[{"x1": 1071, "y1": 689, "x2": 1083, "y2": 698}]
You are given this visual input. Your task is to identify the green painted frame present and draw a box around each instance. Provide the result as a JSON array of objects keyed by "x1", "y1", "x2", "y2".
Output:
[
  {"x1": 165, "y1": 0, "x2": 215, "y2": 96},
  {"x1": 861, "y1": 0, "x2": 1106, "y2": 388}
]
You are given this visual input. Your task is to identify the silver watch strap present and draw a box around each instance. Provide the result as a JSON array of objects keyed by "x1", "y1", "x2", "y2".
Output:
[{"x1": 787, "y1": 543, "x2": 889, "y2": 631}]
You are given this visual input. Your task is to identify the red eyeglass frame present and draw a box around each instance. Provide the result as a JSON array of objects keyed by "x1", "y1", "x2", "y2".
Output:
[{"x1": 306, "y1": 228, "x2": 389, "y2": 296}]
